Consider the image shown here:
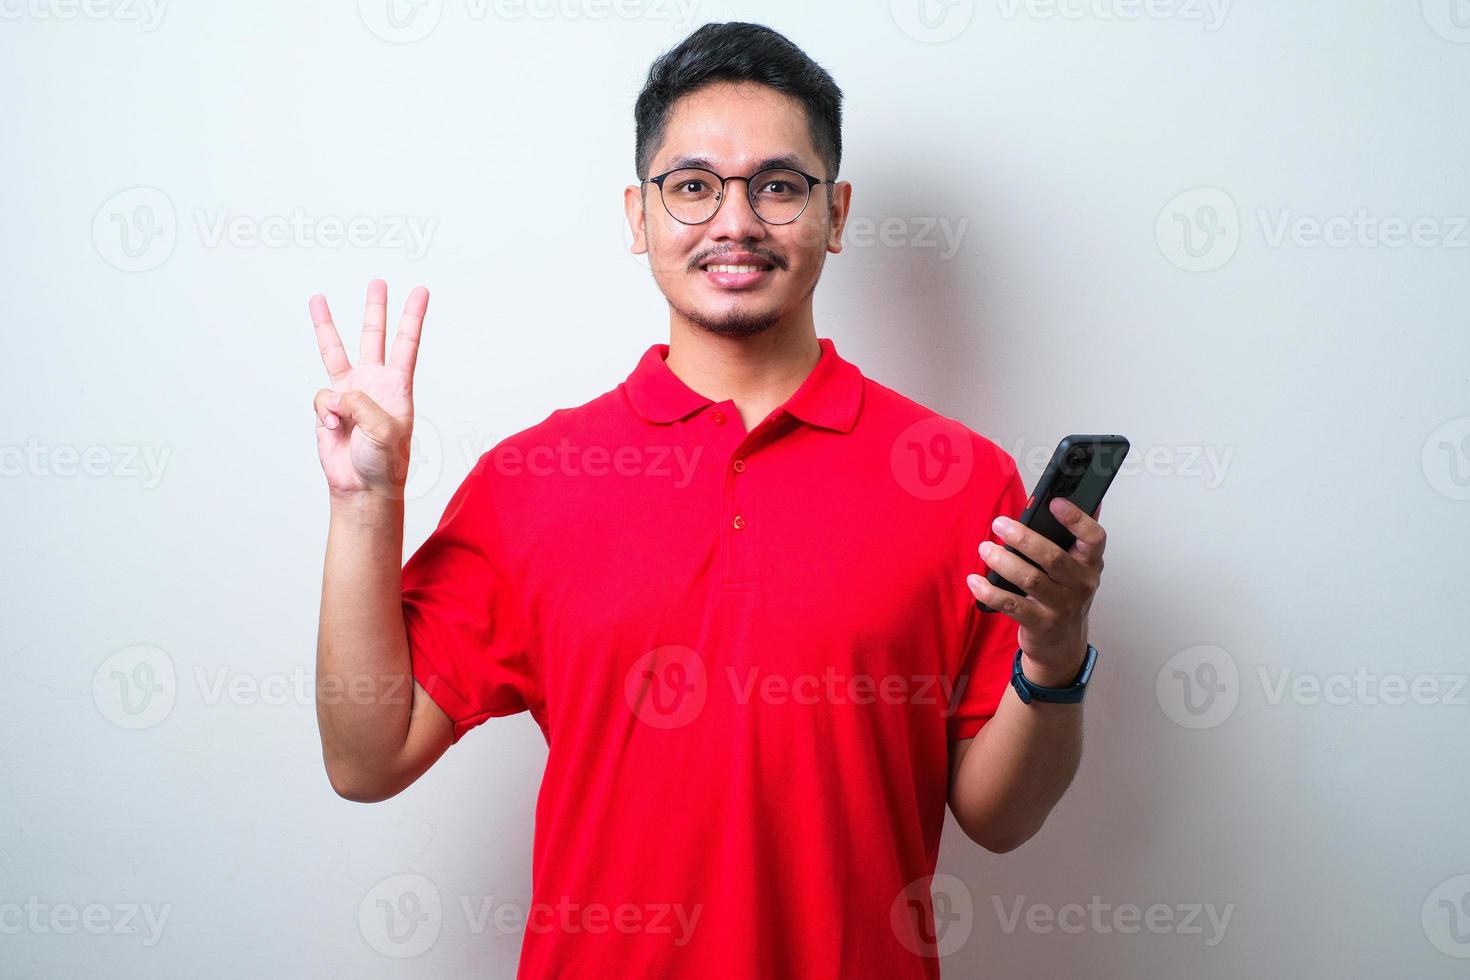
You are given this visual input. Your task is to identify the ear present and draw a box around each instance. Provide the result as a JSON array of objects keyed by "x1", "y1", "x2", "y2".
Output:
[
  {"x1": 624, "y1": 184, "x2": 649, "y2": 255},
  {"x1": 826, "y1": 180, "x2": 852, "y2": 254}
]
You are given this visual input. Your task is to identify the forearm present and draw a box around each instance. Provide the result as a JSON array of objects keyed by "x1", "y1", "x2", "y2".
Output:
[
  {"x1": 949, "y1": 650, "x2": 1085, "y2": 852},
  {"x1": 315, "y1": 490, "x2": 412, "y2": 786}
]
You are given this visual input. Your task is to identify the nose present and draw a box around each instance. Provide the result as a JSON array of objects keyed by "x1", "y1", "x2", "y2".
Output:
[{"x1": 707, "y1": 177, "x2": 767, "y2": 241}]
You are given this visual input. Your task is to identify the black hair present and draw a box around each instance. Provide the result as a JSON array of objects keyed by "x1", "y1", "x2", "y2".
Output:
[{"x1": 633, "y1": 22, "x2": 843, "y2": 184}]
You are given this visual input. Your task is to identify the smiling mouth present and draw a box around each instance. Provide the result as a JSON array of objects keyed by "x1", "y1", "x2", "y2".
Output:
[{"x1": 700, "y1": 261, "x2": 775, "y2": 273}]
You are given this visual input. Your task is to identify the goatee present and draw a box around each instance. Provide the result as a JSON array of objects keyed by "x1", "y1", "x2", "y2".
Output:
[{"x1": 679, "y1": 303, "x2": 781, "y2": 338}]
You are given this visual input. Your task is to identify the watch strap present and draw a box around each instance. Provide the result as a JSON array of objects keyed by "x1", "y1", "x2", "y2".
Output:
[{"x1": 1011, "y1": 643, "x2": 1098, "y2": 704}]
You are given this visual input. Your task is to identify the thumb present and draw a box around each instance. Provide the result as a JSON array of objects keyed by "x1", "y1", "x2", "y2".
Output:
[{"x1": 330, "y1": 389, "x2": 402, "y2": 447}]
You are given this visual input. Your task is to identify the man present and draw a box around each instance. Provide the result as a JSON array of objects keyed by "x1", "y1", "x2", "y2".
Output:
[{"x1": 311, "y1": 21, "x2": 1107, "y2": 979}]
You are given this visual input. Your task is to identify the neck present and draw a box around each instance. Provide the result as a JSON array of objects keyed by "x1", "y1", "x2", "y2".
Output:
[{"x1": 664, "y1": 305, "x2": 821, "y2": 430}]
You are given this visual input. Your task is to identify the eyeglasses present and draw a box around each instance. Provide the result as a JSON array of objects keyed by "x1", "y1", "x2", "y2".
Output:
[{"x1": 640, "y1": 166, "x2": 835, "y2": 226}]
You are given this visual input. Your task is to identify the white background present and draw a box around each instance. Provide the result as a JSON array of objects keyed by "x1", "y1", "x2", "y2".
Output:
[{"x1": 3, "y1": 1, "x2": 1469, "y2": 977}]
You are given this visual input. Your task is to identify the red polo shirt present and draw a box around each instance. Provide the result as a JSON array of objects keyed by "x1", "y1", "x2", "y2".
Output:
[{"x1": 401, "y1": 336, "x2": 1026, "y2": 978}]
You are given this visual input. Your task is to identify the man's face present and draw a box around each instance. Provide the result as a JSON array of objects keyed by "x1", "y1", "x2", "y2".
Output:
[{"x1": 625, "y1": 81, "x2": 850, "y2": 338}]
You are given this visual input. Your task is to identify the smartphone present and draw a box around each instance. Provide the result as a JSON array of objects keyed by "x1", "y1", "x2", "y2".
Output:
[{"x1": 976, "y1": 434, "x2": 1130, "y2": 613}]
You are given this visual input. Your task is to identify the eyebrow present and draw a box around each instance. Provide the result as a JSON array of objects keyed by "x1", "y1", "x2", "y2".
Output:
[{"x1": 665, "y1": 154, "x2": 811, "y2": 174}]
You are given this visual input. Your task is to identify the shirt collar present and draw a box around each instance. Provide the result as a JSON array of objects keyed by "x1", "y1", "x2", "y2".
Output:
[{"x1": 623, "y1": 336, "x2": 864, "y2": 433}]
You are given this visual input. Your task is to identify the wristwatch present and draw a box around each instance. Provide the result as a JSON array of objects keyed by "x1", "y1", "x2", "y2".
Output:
[{"x1": 1010, "y1": 643, "x2": 1098, "y2": 705}]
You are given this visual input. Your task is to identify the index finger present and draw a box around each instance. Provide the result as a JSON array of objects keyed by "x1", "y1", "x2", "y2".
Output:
[{"x1": 309, "y1": 294, "x2": 351, "y2": 383}]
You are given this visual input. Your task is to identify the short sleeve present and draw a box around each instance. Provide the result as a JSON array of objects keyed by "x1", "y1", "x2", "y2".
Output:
[
  {"x1": 401, "y1": 454, "x2": 537, "y2": 744},
  {"x1": 947, "y1": 449, "x2": 1028, "y2": 742}
]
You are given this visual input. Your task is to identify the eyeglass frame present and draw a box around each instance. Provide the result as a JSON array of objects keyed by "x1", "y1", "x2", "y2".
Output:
[{"x1": 639, "y1": 165, "x2": 837, "y2": 226}]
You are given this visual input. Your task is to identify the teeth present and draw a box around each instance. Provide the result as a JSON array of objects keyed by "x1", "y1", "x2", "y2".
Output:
[{"x1": 706, "y1": 264, "x2": 768, "y2": 274}]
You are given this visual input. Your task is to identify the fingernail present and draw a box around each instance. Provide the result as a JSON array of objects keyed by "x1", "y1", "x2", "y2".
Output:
[
  {"x1": 992, "y1": 516, "x2": 1011, "y2": 534},
  {"x1": 325, "y1": 413, "x2": 338, "y2": 429}
]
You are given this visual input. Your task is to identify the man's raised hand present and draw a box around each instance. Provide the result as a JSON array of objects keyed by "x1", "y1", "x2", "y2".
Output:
[{"x1": 310, "y1": 279, "x2": 429, "y2": 500}]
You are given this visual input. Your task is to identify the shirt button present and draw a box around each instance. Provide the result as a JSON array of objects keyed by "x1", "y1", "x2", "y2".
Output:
[
  {"x1": 732, "y1": 514, "x2": 746, "y2": 530},
  {"x1": 732, "y1": 459, "x2": 746, "y2": 473},
  {"x1": 711, "y1": 411, "x2": 726, "y2": 425}
]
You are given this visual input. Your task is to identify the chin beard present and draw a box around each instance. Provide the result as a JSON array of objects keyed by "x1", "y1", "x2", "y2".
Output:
[{"x1": 678, "y1": 302, "x2": 781, "y2": 339}]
